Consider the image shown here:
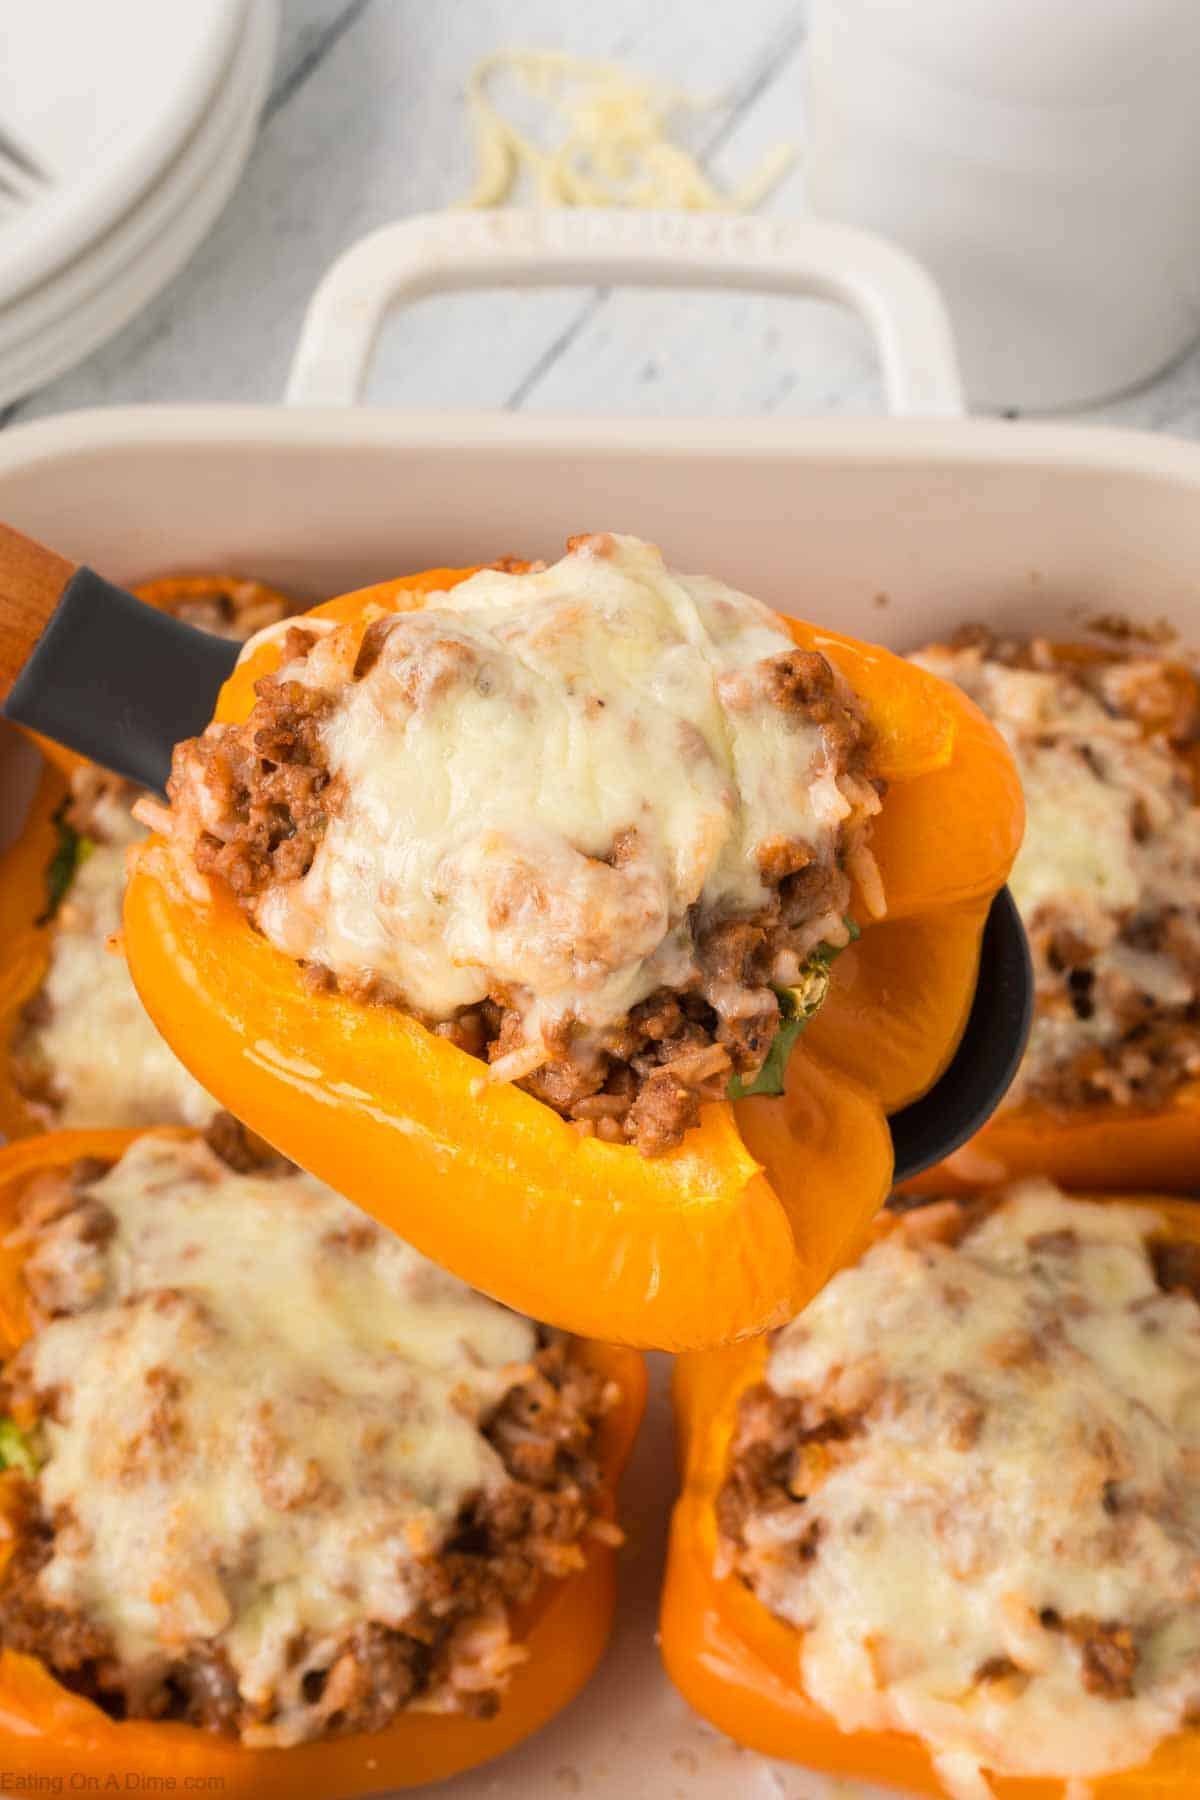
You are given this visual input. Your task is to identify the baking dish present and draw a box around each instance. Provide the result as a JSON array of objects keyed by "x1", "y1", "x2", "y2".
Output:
[{"x1": 2, "y1": 207, "x2": 1200, "y2": 1797}]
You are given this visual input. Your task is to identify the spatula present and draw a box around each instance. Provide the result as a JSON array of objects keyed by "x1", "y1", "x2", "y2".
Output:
[
  {"x1": 0, "y1": 522, "x2": 239, "y2": 793},
  {"x1": 0, "y1": 521, "x2": 1032, "y2": 1183}
]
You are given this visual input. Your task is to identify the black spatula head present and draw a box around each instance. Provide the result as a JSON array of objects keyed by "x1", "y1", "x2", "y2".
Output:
[
  {"x1": 889, "y1": 886, "x2": 1032, "y2": 1184},
  {"x1": 4, "y1": 565, "x2": 240, "y2": 794}
]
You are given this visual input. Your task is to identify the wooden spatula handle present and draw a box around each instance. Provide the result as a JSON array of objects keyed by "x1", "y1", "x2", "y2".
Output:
[{"x1": 0, "y1": 523, "x2": 76, "y2": 704}]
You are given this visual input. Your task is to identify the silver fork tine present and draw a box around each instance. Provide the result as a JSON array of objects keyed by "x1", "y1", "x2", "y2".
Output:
[
  {"x1": 0, "y1": 124, "x2": 50, "y2": 209},
  {"x1": 0, "y1": 123, "x2": 48, "y2": 183},
  {"x1": 0, "y1": 167, "x2": 39, "y2": 208}
]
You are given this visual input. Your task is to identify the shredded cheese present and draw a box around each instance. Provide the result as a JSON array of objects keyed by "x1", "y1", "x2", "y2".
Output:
[
  {"x1": 460, "y1": 49, "x2": 794, "y2": 211},
  {"x1": 911, "y1": 641, "x2": 1200, "y2": 1109},
  {"x1": 741, "y1": 1184, "x2": 1200, "y2": 1799},
  {"x1": 22, "y1": 1136, "x2": 537, "y2": 1746},
  {"x1": 21, "y1": 843, "x2": 215, "y2": 1129},
  {"x1": 237, "y1": 534, "x2": 866, "y2": 1054}
]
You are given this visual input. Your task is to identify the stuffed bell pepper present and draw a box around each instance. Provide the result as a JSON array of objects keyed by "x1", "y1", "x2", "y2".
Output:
[
  {"x1": 907, "y1": 627, "x2": 1200, "y2": 1194},
  {"x1": 0, "y1": 1124, "x2": 644, "y2": 1799},
  {"x1": 122, "y1": 532, "x2": 1023, "y2": 1348},
  {"x1": 0, "y1": 574, "x2": 302, "y2": 1138},
  {"x1": 664, "y1": 1180, "x2": 1200, "y2": 1799}
]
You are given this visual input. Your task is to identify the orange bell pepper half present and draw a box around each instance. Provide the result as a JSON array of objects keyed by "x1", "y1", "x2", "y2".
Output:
[
  {"x1": 0, "y1": 1127, "x2": 646, "y2": 1800},
  {"x1": 117, "y1": 566, "x2": 1022, "y2": 1350},
  {"x1": 903, "y1": 1090, "x2": 1200, "y2": 1198},
  {"x1": 662, "y1": 1193, "x2": 1200, "y2": 1798},
  {"x1": 899, "y1": 631, "x2": 1200, "y2": 1198}
]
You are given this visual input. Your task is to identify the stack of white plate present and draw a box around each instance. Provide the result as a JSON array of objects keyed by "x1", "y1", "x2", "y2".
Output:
[{"x1": 0, "y1": 0, "x2": 278, "y2": 407}]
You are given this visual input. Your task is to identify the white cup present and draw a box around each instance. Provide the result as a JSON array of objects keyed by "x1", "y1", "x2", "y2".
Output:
[{"x1": 804, "y1": 0, "x2": 1200, "y2": 411}]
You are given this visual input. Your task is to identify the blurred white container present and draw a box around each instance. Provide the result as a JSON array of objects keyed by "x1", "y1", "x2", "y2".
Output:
[{"x1": 804, "y1": 0, "x2": 1200, "y2": 411}]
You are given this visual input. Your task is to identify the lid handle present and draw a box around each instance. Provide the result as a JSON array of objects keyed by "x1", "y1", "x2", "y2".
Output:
[{"x1": 286, "y1": 210, "x2": 965, "y2": 418}]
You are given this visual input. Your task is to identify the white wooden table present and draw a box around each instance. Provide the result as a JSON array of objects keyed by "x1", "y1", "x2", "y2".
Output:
[{"x1": 5, "y1": 0, "x2": 1200, "y2": 434}]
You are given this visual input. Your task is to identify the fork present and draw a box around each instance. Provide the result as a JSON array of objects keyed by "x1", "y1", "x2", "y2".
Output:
[{"x1": 0, "y1": 122, "x2": 51, "y2": 210}]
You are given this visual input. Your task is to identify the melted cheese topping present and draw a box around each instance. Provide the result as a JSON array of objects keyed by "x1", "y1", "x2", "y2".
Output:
[
  {"x1": 911, "y1": 644, "x2": 1200, "y2": 1101},
  {"x1": 752, "y1": 1185, "x2": 1200, "y2": 1800},
  {"x1": 252, "y1": 534, "x2": 862, "y2": 1053},
  {"x1": 27, "y1": 842, "x2": 215, "y2": 1129},
  {"x1": 461, "y1": 49, "x2": 794, "y2": 211},
  {"x1": 26, "y1": 1137, "x2": 535, "y2": 1742}
]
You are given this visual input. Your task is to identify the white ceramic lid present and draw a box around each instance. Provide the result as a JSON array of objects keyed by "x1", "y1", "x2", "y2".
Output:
[{"x1": 0, "y1": 0, "x2": 247, "y2": 308}]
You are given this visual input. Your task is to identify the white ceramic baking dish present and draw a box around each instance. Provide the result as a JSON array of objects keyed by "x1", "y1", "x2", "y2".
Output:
[{"x1": 4, "y1": 208, "x2": 1200, "y2": 1800}]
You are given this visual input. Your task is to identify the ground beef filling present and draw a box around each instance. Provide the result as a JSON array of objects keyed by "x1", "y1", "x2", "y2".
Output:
[
  {"x1": 717, "y1": 1193, "x2": 1200, "y2": 1713},
  {"x1": 178, "y1": 628, "x2": 877, "y2": 1156},
  {"x1": 0, "y1": 1144, "x2": 613, "y2": 1741},
  {"x1": 930, "y1": 626, "x2": 1200, "y2": 1114},
  {"x1": 200, "y1": 1108, "x2": 294, "y2": 1175},
  {"x1": 0, "y1": 1340, "x2": 607, "y2": 1737},
  {"x1": 136, "y1": 575, "x2": 300, "y2": 643}
]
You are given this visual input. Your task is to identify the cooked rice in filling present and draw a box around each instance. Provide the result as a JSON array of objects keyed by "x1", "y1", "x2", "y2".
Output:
[
  {"x1": 0, "y1": 1128, "x2": 615, "y2": 1747},
  {"x1": 911, "y1": 628, "x2": 1200, "y2": 1113},
  {"x1": 152, "y1": 534, "x2": 883, "y2": 1155},
  {"x1": 135, "y1": 575, "x2": 300, "y2": 643},
  {"x1": 13, "y1": 579, "x2": 301, "y2": 1132},
  {"x1": 718, "y1": 1183, "x2": 1200, "y2": 1800}
]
